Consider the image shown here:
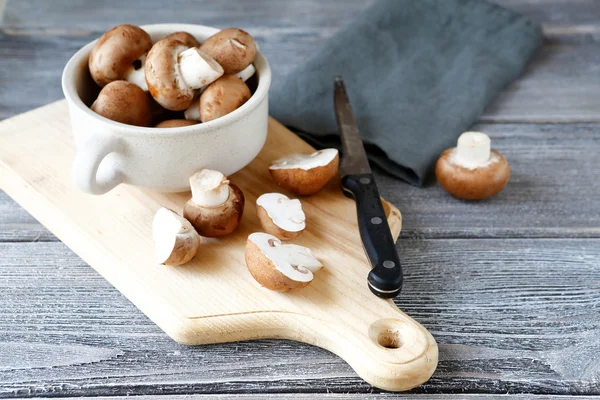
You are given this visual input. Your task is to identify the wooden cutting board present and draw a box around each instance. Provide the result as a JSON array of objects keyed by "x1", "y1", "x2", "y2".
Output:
[{"x1": 0, "y1": 100, "x2": 438, "y2": 391}]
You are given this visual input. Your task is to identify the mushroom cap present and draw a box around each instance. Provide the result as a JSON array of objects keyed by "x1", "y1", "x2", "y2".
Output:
[
  {"x1": 200, "y1": 28, "x2": 257, "y2": 75},
  {"x1": 269, "y1": 150, "x2": 340, "y2": 196},
  {"x1": 183, "y1": 183, "x2": 245, "y2": 237},
  {"x1": 256, "y1": 193, "x2": 305, "y2": 240},
  {"x1": 165, "y1": 31, "x2": 200, "y2": 48},
  {"x1": 435, "y1": 148, "x2": 510, "y2": 200},
  {"x1": 154, "y1": 119, "x2": 199, "y2": 128},
  {"x1": 145, "y1": 38, "x2": 195, "y2": 111},
  {"x1": 91, "y1": 80, "x2": 153, "y2": 127},
  {"x1": 89, "y1": 24, "x2": 152, "y2": 87},
  {"x1": 199, "y1": 75, "x2": 251, "y2": 122},
  {"x1": 245, "y1": 233, "x2": 322, "y2": 292}
]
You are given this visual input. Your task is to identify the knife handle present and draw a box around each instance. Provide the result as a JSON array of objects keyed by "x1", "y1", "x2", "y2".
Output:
[{"x1": 341, "y1": 173, "x2": 403, "y2": 298}]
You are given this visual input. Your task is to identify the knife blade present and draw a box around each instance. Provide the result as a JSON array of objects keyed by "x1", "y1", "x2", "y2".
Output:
[{"x1": 334, "y1": 76, "x2": 403, "y2": 298}]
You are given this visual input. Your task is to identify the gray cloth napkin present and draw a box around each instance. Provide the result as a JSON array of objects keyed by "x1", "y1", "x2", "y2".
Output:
[{"x1": 269, "y1": 0, "x2": 543, "y2": 186}]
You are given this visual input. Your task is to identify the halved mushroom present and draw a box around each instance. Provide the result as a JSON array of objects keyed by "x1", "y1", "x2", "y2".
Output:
[
  {"x1": 245, "y1": 232, "x2": 323, "y2": 291},
  {"x1": 154, "y1": 119, "x2": 199, "y2": 128},
  {"x1": 200, "y1": 28, "x2": 257, "y2": 75},
  {"x1": 89, "y1": 24, "x2": 152, "y2": 90},
  {"x1": 165, "y1": 31, "x2": 200, "y2": 48},
  {"x1": 269, "y1": 149, "x2": 339, "y2": 195},
  {"x1": 256, "y1": 193, "x2": 305, "y2": 240},
  {"x1": 435, "y1": 131, "x2": 510, "y2": 200},
  {"x1": 183, "y1": 169, "x2": 245, "y2": 237},
  {"x1": 198, "y1": 75, "x2": 251, "y2": 122},
  {"x1": 145, "y1": 38, "x2": 224, "y2": 111},
  {"x1": 152, "y1": 207, "x2": 201, "y2": 266},
  {"x1": 91, "y1": 81, "x2": 153, "y2": 127}
]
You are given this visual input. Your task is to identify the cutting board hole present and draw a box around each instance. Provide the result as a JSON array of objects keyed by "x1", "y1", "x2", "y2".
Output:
[
  {"x1": 369, "y1": 318, "x2": 405, "y2": 350},
  {"x1": 377, "y1": 330, "x2": 402, "y2": 349}
]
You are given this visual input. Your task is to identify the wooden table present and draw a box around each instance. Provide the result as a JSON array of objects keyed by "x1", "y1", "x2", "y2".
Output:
[{"x1": 1, "y1": 0, "x2": 599, "y2": 398}]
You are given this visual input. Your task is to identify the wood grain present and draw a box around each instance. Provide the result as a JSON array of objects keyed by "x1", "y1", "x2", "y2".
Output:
[
  {"x1": 0, "y1": 238, "x2": 598, "y2": 396},
  {"x1": 0, "y1": 0, "x2": 599, "y2": 398}
]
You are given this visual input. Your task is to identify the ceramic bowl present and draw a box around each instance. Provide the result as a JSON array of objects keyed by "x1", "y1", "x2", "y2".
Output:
[{"x1": 62, "y1": 23, "x2": 271, "y2": 194}]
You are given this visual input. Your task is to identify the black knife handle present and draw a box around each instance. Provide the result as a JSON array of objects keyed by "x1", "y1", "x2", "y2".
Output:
[{"x1": 341, "y1": 173, "x2": 403, "y2": 298}]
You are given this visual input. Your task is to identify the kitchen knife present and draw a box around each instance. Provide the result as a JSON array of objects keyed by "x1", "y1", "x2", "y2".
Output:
[{"x1": 334, "y1": 77, "x2": 403, "y2": 298}]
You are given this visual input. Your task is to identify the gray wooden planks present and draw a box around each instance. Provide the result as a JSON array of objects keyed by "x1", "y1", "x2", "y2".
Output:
[
  {"x1": 1, "y1": 123, "x2": 599, "y2": 241},
  {"x1": 0, "y1": 1, "x2": 600, "y2": 121},
  {"x1": 0, "y1": 240, "x2": 599, "y2": 396},
  {"x1": 1, "y1": 0, "x2": 600, "y2": 398},
  {"x1": 21, "y1": 396, "x2": 600, "y2": 400}
]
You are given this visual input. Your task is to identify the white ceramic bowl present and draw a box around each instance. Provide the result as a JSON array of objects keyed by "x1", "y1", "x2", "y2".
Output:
[{"x1": 62, "y1": 23, "x2": 271, "y2": 194}]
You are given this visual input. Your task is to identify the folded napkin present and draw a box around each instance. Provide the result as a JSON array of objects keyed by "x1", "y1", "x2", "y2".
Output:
[{"x1": 269, "y1": 0, "x2": 542, "y2": 186}]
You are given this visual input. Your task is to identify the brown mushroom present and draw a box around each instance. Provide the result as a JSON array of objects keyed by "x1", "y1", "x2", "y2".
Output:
[
  {"x1": 183, "y1": 169, "x2": 245, "y2": 237},
  {"x1": 165, "y1": 31, "x2": 200, "y2": 48},
  {"x1": 200, "y1": 28, "x2": 257, "y2": 75},
  {"x1": 88, "y1": 24, "x2": 152, "y2": 90},
  {"x1": 145, "y1": 38, "x2": 224, "y2": 111},
  {"x1": 152, "y1": 207, "x2": 201, "y2": 266},
  {"x1": 245, "y1": 233, "x2": 323, "y2": 292},
  {"x1": 256, "y1": 193, "x2": 305, "y2": 240},
  {"x1": 269, "y1": 149, "x2": 339, "y2": 195},
  {"x1": 154, "y1": 119, "x2": 199, "y2": 128},
  {"x1": 199, "y1": 75, "x2": 251, "y2": 122},
  {"x1": 435, "y1": 131, "x2": 510, "y2": 200},
  {"x1": 91, "y1": 81, "x2": 153, "y2": 127}
]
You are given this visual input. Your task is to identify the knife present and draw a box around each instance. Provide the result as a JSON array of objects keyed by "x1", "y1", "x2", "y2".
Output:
[{"x1": 334, "y1": 77, "x2": 403, "y2": 299}]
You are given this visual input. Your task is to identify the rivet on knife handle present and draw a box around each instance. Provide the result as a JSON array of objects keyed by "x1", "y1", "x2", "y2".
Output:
[{"x1": 334, "y1": 77, "x2": 403, "y2": 298}]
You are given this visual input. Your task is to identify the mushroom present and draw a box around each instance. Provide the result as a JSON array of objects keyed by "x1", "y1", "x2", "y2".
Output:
[
  {"x1": 184, "y1": 65, "x2": 255, "y2": 122},
  {"x1": 91, "y1": 81, "x2": 153, "y2": 127},
  {"x1": 165, "y1": 31, "x2": 200, "y2": 48},
  {"x1": 152, "y1": 207, "x2": 201, "y2": 266},
  {"x1": 435, "y1": 131, "x2": 510, "y2": 200},
  {"x1": 88, "y1": 24, "x2": 153, "y2": 90},
  {"x1": 269, "y1": 149, "x2": 339, "y2": 195},
  {"x1": 198, "y1": 75, "x2": 251, "y2": 122},
  {"x1": 256, "y1": 193, "x2": 305, "y2": 240},
  {"x1": 200, "y1": 28, "x2": 257, "y2": 75},
  {"x1": 154, "y1": 119, "x2": 199, "y2": 128},
  {"x1": 145, "y1": 38, "x2": 224, "y2": 111},
  {"x1": 245, "y1": 233, "x2": 323, "y2": 291},
  {"x1": 183, "y1": 169, "x2": 245, "y2": 237}
]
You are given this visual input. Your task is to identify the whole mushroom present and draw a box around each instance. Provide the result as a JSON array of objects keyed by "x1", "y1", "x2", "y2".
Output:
[
  {"x1": 183, "y1": 169, "x2": 245, "y2": 237},
  {"x1": 269, "y1": 149, "x2": 339, "y2": 195},
  {"x1": 89, "y1": 24, "x2": 152, "y2": 90},
  {"x1": 152, "y1": 207, "x2": 201, "y2": 266},
  {"x1": 165, "y1": 31, "x2": 200, "y2": 48},
  {"x1": 435, "y1": 131, "x2": 510, "y2": 200},
  {"x1": 184, "y1": 65, "x2": 255, "y2": 122},
  {"x1": 145, "y1": 38, "x2": 224, "y2": 111},
  {"x1": 200, "y1": 28, "x2": 257, "y2": 75},
  {"x1": 256, "y1": 193, "x2": 305, "y2": 240},
  {"x1": 245, "y1": 232, "x2": 323, "y2": 292},
  {"x1": 91, "y1": 81, "x2": 153, "y2": 127},
  {"x1": 198, "y1": 75, "x2": 251, "y2": 122},
  {"x1": 154, "y1": 119, "x2": 199, "y2": 128}
]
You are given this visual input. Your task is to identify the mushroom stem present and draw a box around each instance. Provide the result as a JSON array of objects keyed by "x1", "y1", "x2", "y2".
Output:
[
  {"x1": 234, "y1": 64, "x2": 256, "y2": 82},
  {"x1": 125, "y1": 54, "x2": 148, "y2": 91},
  {"x1": 454, "y1": 131, "x2": 491, "y2": 169},
  {"x1": 184, "y1": 98, "x2": 201, "y2": 121},
  {"x1": 189, "y1": 169, "x2": 231, "y2": 207},
  {"x1": 178, "y1": 48, "x2": 224, "y2": 90}
]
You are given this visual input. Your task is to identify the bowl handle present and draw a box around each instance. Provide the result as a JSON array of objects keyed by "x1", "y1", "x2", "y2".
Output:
[{"x1": 72, "y1": 131, "x2": 124, "y2": 195}]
